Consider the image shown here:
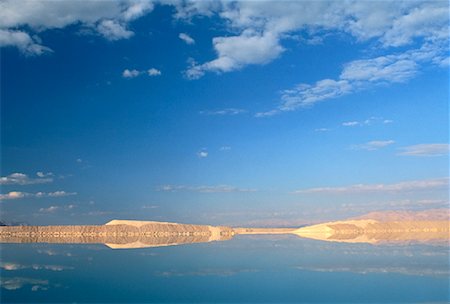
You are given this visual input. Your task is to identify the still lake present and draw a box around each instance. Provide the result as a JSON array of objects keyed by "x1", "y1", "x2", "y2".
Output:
[{"x1": 1, "y1": 235, "x2": 449, "y2": 303}]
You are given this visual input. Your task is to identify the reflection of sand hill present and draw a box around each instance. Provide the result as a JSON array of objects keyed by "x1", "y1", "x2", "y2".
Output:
[
  {"x1": 0, "y1": 220, "x2": 234, "y2": 249},
  {"x1": 294, "y1": 219, "x2": 450, "y2": 244},
  {"x1": 1, "y1": 210, "x2": 449, "y2": 248}
]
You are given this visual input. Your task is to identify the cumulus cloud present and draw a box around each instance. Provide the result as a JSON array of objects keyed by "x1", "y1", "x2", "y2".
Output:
[
  {"x1": 183, "y1": 1, "x2": 448, "y2": 80},
  {"x1": 0, "y1": 0, "x2": 154, "y2": 54},
  {"x1": 0, "y1": 29, "x2": 52, "y2": 55},
  {"x1": 353, "y1": 140, "x2": 395, "y2": 151},
  {"x1": 36, "y1": 171, "x2": 53, "y2": 178},
  {"x1": 179, "y1": 32, "x2": 195, "y2": 44},
  {"x1": 0, "y1": 191, "x2": 76, "y2": 201},
  {"x1": 199, "y1": 108, "x2": 247, "y2": 115},
  {"x1": 157, "y1": 184, "x2": 257, "y2": 193},
  {"x1": 398, "y1": 143, "x2": 450, "y2": 157},
  {"x1": 122, "y1": 0, "x2": 154, "y2": 22},
  {"x1": 0, "y1": 191, "x2": 26, "y2": 200},
  {"x1": 97, "y1": 20, "x2": 133, "y2": 40},
  {"x1": 0, "y1": 172, "x2": 53, "y2": 185},
  {"x1": 197, "y1": 150, "x2": 208, "y2": 158},
  {"x1": 122, "y1": 69, "x2": 141, "y2": 78},
  {"x1": 147, "y1": 68, "x2": 161, "y2": 76},
  {"x1": 186, "y1": 29, "x2": 284, "y2": 78},
  {"x1": 294, "y1": 177, "x2": 449, "y2": 194},
  {"x1": 123, "y1": 68, "x2": 161, "y2": 78}
]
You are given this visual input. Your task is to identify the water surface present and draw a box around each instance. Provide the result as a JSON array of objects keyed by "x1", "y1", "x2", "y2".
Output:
[{"x1": 1, "y1": 235, "x2": 448, "y2": 303}]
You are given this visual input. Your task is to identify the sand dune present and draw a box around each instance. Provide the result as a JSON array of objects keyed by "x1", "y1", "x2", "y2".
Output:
[{"x1": 293, "y1": 219, "x2": 450, "y2": 244}]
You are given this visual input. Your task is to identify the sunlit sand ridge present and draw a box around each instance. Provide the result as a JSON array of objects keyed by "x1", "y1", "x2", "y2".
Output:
[
  {"x1": 0, "y1": 210, "x2": 448, "y2": 248},
  {"x1": 293, "y1": 209, "x2": 450, "y2": 244}
]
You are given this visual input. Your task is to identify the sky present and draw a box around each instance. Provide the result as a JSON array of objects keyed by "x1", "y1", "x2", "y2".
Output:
[{"x1": 0, "y1": 0, "x2": 449, "y2": 226}]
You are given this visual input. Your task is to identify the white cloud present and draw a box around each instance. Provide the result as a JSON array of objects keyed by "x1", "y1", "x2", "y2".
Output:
[
  {"x1": 39, "y1": 206, "x2": 59, "y2": 213},
  {"x1": 147, "y1": 68, "x2": 161, "y2": 76},
  {"x1": 0, "y1": 0, "x2": 155, "y2": 54},
  {"x1": 157, "y1": 184, "x2": 257, "y2": 193},
  {"x1": 197, "y1": 150, "x2": 208, "y2": 158},
  {"x1": 354, "y1": 140, "x2": 395, "y2": 151},
  {"x1": 170, "y1": 1, "x2": 221, "y2": 20},
  {"x1": 219, "y1": 146, "x2": 231, "y2": 151},
  {"x1": 254, "y1": 109, "x2": 281, "y2": 118},
  {"x1": 0, "y1": 172, "x2": 53, "y2": 185},
  {"x1": 123, "y1": 68, "x2": 161, "y2": 78},
  {"x1": 0, "y1": 191, "x2": 26, "y2": 200},
  {"x1": 342, "y1": 121, "x2": 359, "y2": 127},
  {"x1": 179, "y1": 32, "x2": 195, "y2": 44},
  {"x1": 314, "y1": 128, "x2": 330, "y2": 132},
  {"x1": 398, "y1": 143, "x2": 450, "y2": 157},
  {"x1": 186, "y1": 29, "x2": 284, "y2": 78},
  {"x1": 259, "y1": 48, "x2": 434, "y2": 115},
  {"x1": 0, "y1": 191, "x2": 76, "y2": 201},
  {"x1": 275, "y1": 79, "x2": 352, "y2": 112},
  {"x1": 36, "y1": 171, "x2": 53, "y2": 178},
  {"x1": 97, "y1": 20, "x2": 133, "y2": 41},
  {"x1": 340, "y1": 55, "x2": 418, "y2": 83},
  {"x1": 379, "y1": 2, "x2": 449, "y2": 47},
  {"x1": 122, "y1": 0, "x2": 154, "y2": 22},
  {"x1": 122, "y1": 68, "x2": 141, "y2": 78},
  {"x1": 199, "y1": 108, "x2": 246, "y2": 115},
  {"x1": 342, "y1": 117, "x2": 393, "y2": 127},
  {"x1": 0, "y1": 29, "x2": 52, "y2": 55},
  {"x1": 294, "y1": 177, "x2": 449, "y2": 194},
  {"x1": 182, "y1": 1, "x2": 448, "y2": 79},
  {"x1": 2, "y1": 0, "x2": 448, "y2": 69},
  {"x1": 46, "y1": 191, "x2": 75, "y2": 197}
]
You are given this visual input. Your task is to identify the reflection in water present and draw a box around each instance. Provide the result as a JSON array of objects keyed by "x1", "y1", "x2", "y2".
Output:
[
  {"x1": 0, "y1": 277, "x2": 49, "y2": 291},
  {"x1": 1, "y1": 218, "x2": 448, "y2": 248},
  {"x1": 1, "y1": 217, "x2": 449, "y2": 303}
]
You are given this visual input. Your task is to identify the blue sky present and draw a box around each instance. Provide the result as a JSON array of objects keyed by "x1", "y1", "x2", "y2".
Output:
[{"x1": 0, "y1": 1, "x2": 448, "y2": 226}]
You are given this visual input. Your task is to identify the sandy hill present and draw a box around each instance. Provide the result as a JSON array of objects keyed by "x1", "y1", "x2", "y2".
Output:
[{"x1": 294, "y1": 210, "x2": 450, "y2": 244}]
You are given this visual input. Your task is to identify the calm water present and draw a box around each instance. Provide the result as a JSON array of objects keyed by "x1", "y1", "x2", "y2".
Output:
[{"x1": 1, "y1": 235, "x2": 449, "y2": 303}]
